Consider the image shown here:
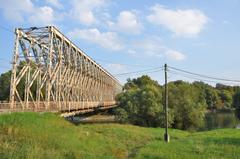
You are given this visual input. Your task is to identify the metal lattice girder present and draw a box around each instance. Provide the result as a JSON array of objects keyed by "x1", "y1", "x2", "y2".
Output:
[{"x1": 10, "y1": 26, "x2": 122, "y2": 112}]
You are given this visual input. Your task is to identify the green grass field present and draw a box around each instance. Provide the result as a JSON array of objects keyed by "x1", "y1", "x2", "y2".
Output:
[{"x1": 0, "y1": 112, "x2": 239, "y2": 159}]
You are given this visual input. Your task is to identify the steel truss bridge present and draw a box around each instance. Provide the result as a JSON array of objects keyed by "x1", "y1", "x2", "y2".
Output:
[{"x1": 1, "y1": 26, "x2": 122, "y2": 116}]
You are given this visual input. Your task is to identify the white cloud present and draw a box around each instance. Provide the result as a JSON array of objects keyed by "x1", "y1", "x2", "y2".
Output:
[
  {"x1": 0, "y1": 0, "x2": 58, "y2": 25},
  {"x1": 129, "y1": 37, "x2": 185, "y2": 61},
  {"x1": 0, "y1": 0, "x2": 34, "y2": 22},
  {"x1": 45, "y1": 0, "x2": 63, "y2": 9},
  {"x1": 222, "y1": 20, "x2": 230, "y2": 24},
  {"x1": 108, "y1": 11, "x2": 142, "y2": 34},
  {"x1": 127, "y1": 49, "x2": 137, "y2": 55},
  {"x1": 165, "y1": 50, "x2": 185, "y2": 61},
  {"x1": 147, "y1": 4, "x2": 208, "y2": 37},
  {"x1": 67, "y1": 28, "x2": 123, "y2": 51},
  {"x1": 70, "y1": 0, "x2": 108, "y2": 25},
  {"x1": 29, "y1": 6, "x2": 55, "y2": 25},
  {"x1": 131, "y1": 38, "x2": 164, "y2": 57}
]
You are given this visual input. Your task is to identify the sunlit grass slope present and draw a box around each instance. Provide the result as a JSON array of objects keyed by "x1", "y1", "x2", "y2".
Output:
[{"x1": 0, "y1": 112, "x2": 239, "y2": 159}]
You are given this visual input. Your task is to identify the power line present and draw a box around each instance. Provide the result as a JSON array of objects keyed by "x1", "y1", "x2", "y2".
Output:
[
  {"x1": 168, "y1": 66, "x2": 240, "y2": 83},
  {"x1": 168, "y1": 70, "x2": 240, "y2": 86},
  {"x1": 0, "y1": 58, "x2": 11, "y2": 62},
  {"x1": 0, "y1": 65, "x2": 11, "y2": 70},
  {"x1": 94, "y1": 58, "x2": 141, "y2": 66},
  {"x1": 94, "y1": 58, "x2": 160, "y2": 67},
  {"x1": 0, "y1": 25, "x2": 14, "y2": 34},
  {"x1": 0, "y1": 58, "x2": 12, "y2": 70},
  {"x1": 168, "y1": 70, "x2": 218, "y2": 83},
  {"x1": 115, "y1": 69, "x2": 164, "y2": 77},
  {"x1": 114, "y1": 66, "x2": 163, "y2": 76}
]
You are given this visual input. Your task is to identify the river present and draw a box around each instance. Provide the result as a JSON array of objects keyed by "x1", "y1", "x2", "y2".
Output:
[
  {"x1": 67, "y1": 110, "x2": 240, "y2": 130},
  {"x1": 201, "y1": 110, "x2": 240, "y2": 130}
]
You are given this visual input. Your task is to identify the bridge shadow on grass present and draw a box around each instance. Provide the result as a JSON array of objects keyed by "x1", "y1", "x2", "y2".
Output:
[{"x1": 205, "y1": 137, "x2": 240, "y2": 146}]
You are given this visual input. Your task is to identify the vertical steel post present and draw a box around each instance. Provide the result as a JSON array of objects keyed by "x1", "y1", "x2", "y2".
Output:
[
  {"x1": 10, "y1": 28, "x2": 19, "y2": 109},
  {"x1": 46, "y1": 26, "x2": 53, "y2": 110}
]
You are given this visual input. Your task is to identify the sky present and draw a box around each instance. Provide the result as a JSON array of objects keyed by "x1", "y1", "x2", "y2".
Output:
[{"x1": 0, "y1": 0, "x2": 240, "y2": 85}]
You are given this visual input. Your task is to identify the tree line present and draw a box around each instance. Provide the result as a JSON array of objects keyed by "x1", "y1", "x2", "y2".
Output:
[{"x1": 114, "y1": 75, "x2": 240, "y2": 130}]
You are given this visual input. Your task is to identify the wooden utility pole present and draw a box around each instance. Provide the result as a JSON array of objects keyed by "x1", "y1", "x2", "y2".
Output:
[{"x1": 164, "y1": 63, "x2": 170, "y2": 142}]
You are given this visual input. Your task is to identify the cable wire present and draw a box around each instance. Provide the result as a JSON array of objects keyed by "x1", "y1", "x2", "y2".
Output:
[
  {"x1": 114, "y1": 66, "x2": 163, "y2": 76},
  {"x1": 168, "y1": 66, "x2": 240, "y2": 83},
  {"x1": 0, "y1": 25, "x2": 14, "y2": 34},
  {"x1": 115, "y1": 69, "x2": 164, "y2": 77},
  {"x1": 94, "y1": 58, "x2": 161, "y2": 68},
  {"x1": 168, "y1": 70, "x2": 240, "y2": 86},
  {"x1": 0, "y1": 65, "x2": 11, "y2": 70}
]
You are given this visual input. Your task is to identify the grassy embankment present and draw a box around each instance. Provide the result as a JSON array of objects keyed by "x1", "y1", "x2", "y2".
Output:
[{"x1": 0, "y1": 112, "x2": 240, "y2": 159}]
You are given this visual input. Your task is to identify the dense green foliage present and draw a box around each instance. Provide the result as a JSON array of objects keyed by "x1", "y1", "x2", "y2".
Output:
[
  {"x1": 0, "y1": 70, "x2": 11, "y2": 101},
  {"x1": 115, "y1": 76, "x2": 240, "y2": 130},
  {"x1": 0, "y1": 113, "x2": 240, "y2": 159},
  {"x1": 0, "y1": 69, "x2": 27, "y2": 101},
  {"x1": 0, "y1": 62, "x2": 39, "y2": 101},
  {"x1": 115, "y1": 76, "x2": 167, "y2": 127},
  {"x1": 193, "y1": 82, "x2": 236, "y2": 110},
  {"x1": 233, "y1": 89, "x2": 240, "y2": 119},
  {"x1": 168, "y1": 81, "x2": 207, "y2": 130},
  {"x1": 115, "y1": 76, "x2": 207, "y2": 130}
]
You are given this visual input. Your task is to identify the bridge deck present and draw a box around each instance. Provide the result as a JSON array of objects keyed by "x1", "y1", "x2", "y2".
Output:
[{"x1": 0, "y1": 101, "x2": 117, "y2": 117}]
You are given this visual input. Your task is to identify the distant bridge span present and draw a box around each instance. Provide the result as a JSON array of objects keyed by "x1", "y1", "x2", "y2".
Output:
[{"x1": 1, "y1": 26, "x2": 122, "y2": 116}]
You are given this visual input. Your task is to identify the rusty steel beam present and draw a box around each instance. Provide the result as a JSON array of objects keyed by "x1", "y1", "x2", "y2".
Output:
[{"x1": 9, "y1": 26, "x2": 122, "y2": 113}]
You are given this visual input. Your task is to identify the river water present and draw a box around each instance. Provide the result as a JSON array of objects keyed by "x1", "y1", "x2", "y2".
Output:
[
  {"x1": 201, "y1": 110, "x2": 240, "y2": 130},
  {"x1": 67, "y1": 110, "x2": 240, "y2": 130}
]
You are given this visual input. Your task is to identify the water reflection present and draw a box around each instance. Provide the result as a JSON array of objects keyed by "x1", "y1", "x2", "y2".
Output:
[{"x1": 202, "y1": 110, "x2": 239, "y2": 130}]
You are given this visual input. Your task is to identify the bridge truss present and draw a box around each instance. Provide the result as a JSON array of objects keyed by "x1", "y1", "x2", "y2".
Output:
[{"x1": 9, "y1": 26, "x2": 122, "y2": 115}]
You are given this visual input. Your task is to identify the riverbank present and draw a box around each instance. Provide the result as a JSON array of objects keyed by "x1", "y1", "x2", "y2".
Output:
[{"x1": 0, "y1": 112, "x2": 240, "y2": 159}]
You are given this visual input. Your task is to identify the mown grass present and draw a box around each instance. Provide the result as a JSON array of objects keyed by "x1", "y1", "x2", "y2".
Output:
[{"x1": 0, "y1": 112, "x2": 239, "y2": 159}]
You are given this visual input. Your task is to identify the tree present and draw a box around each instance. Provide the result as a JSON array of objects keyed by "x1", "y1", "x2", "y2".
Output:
[
  {"x1": 193, "y1": 81, "x2": 223, "y2": 110},
  {"x1": 115, "y1": 75, "x2": 173, "y2": 127},
  {"x1": 216, "y1": 83, "x2": 234, "y2": 93},
  {"x1": 205, "y1": 87, "x2": 220, "y2": 110},
  {"x1": 168, "y1": 81, "x2": 207, "y2": 130},
  {"x1": 232, "y1": 89, "x2": 240, "y2": 119},
  {"x1": 0, "y1": 71, "x2": 11, "y2": 101},
  {"x1": 115, "y1": 77, "x2": 207, "y2": 130},
  {"x1": 218, "y1": 90, "x2": 232, "y2": 109}
]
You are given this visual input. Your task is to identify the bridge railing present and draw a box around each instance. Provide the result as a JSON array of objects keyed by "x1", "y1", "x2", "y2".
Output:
[{"x1": 0, "y1": 101, "x2": 117, "y2": 113}]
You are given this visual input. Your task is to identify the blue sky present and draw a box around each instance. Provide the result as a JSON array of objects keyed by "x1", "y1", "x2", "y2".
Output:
[{"x1": 0, "y1": 0, "x2": 240, "y2": 85}]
